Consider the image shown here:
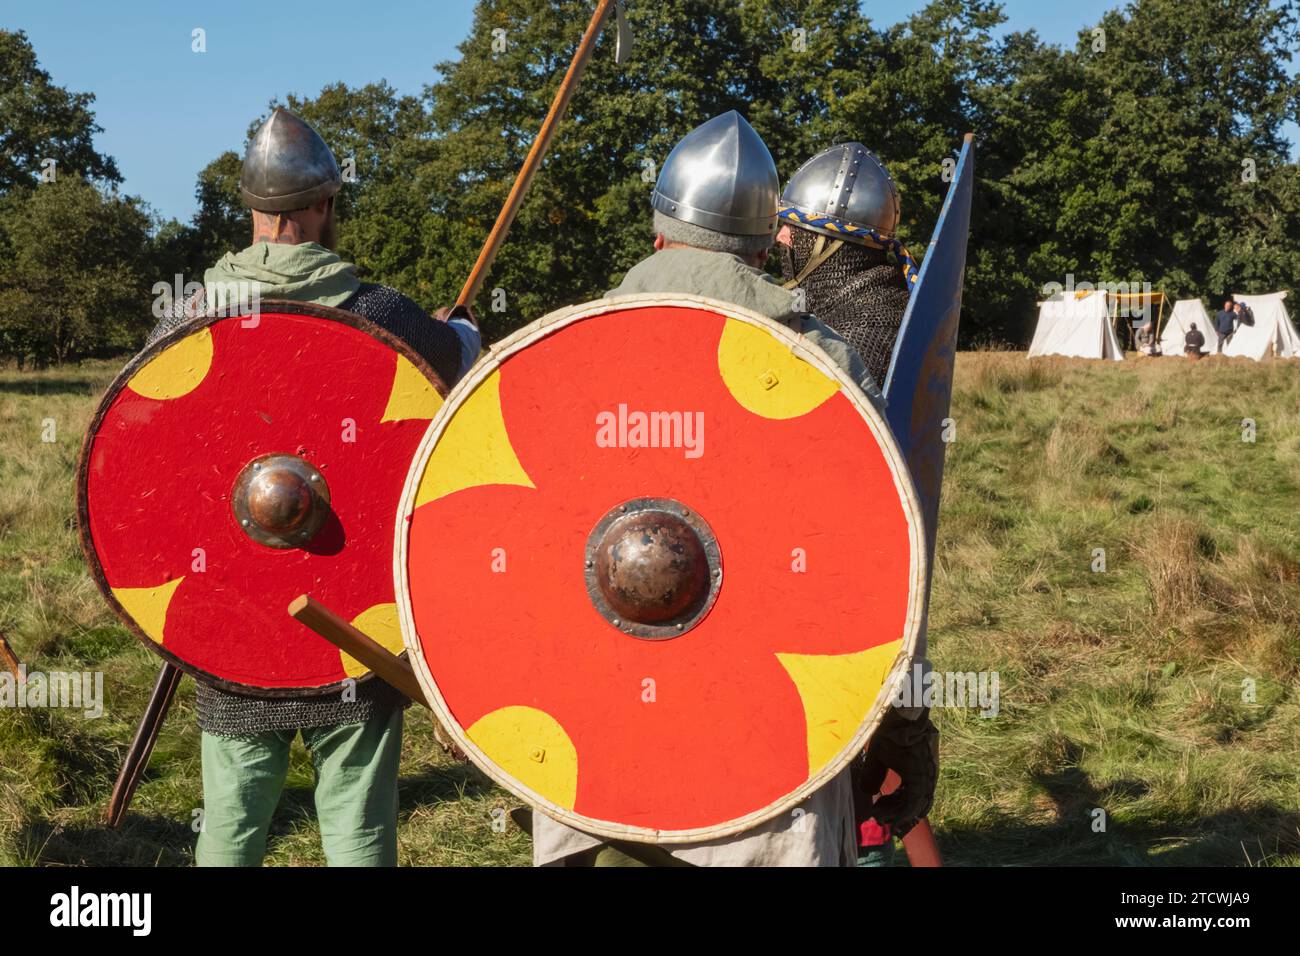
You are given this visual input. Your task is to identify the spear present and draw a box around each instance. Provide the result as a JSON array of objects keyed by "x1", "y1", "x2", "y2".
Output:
[
  {"x1": 105, "y1": 663, "x2": 183, "y2": 827},
  {"x1": 457, "y1": 0, "x2": 630, "y2": 307}
]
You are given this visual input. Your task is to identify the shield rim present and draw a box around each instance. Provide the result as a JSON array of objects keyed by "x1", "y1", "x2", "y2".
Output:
[
  {"x1": 394, "y1": 292, "x2": 927, "y2": 843},
  {"x1": 77, "y1": 298, "x2": 449, "y2": 698}
]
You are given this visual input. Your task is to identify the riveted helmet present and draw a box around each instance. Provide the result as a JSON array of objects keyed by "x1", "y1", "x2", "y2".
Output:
[{"x1": 779, "y1": 142, "x2": 900, "y2": 243}]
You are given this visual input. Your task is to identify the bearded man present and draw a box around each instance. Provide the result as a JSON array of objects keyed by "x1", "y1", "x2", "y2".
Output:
[{"x1": 153, "y1": 108, "x2": 480, "y2": 867}]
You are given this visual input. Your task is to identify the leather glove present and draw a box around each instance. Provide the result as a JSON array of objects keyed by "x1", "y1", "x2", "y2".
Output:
[{"x1": 855, "y1": 707, "x2": 939, "y2": 837}]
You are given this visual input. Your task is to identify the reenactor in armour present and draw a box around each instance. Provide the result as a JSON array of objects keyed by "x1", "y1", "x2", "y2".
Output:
[
  {"x1": 153, "y1": 109, "x2": 480, "y2": 867},
  {"x1": 778, "y1": 142, "x2": 938, "y2": 865},
  {"x1": 776, "y1": 143, "x2": 918, "y2": 389},
  {"x1": 530, "y1": 112, "x2": 932, "y2": 866}
]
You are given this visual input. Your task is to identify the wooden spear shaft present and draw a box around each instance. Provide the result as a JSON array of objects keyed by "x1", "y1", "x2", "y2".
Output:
[
  {"x1": 456, "y1": 0, "x2": 617, "y2": 307},
  {"x1": 287, "y1": 595, "x2": 426, "y2": 704},
  {"x1": 106, "y1": 663, "x2": 183, "y2": 827},
  {"x1": 289, "y1": 596, "x2": 469, "y2": 757}
]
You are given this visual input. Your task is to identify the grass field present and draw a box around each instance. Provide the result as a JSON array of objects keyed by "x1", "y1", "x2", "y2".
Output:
[{"x1": 1, "y1": 351, "x2": 1297, "y2": 866}]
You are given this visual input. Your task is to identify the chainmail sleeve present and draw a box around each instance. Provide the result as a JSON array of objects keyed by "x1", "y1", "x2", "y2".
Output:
[
  {"x1": 340, "y1": 284, "x2": 464, "y2": 388},
  {"x1": 780, "y1": 230, "x2": 910, "y2": 388}
]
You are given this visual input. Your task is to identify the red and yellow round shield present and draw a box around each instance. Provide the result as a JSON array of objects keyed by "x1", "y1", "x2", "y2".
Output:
[
  {"x1": 397, "y1": 294, "x2": 925, "y2": 841},
  {"x1": 80, "y1": 301, "x2": 448, "y2": 695}
]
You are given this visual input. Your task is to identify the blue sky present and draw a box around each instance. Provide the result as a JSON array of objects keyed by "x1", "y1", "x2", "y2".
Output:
[{"x1": 5, "y1": 0, "x2": 1296, "y2": 222}]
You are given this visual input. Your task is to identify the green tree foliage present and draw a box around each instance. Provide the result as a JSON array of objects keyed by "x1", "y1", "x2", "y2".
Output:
[
  {"x1": 1073, "y1": 0, "x2": 1300, "y2": 302},
  {"x1": 411, "y1": 0, "x2": 770, "y2": 339},
  {"x1": 0, "y1": 30, "x2": 120, "y2": 195},
  {"x1": 277, "y1": 83, "x2": 439, "y2": 295},
  {"x1": 151, "y1": 150, "x2": 247, "y2": 287},
  {"x1": 0, "y1": 177, "x2": 151, "y2": 366},
  {"x1": 2, "y1": 2, "x2": 1299, "y2": 362}
]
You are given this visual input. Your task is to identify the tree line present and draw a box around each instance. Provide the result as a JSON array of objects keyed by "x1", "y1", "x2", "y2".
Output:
[{"x1": 1, "y1": 0, "x2": 1297, "y2": 366}]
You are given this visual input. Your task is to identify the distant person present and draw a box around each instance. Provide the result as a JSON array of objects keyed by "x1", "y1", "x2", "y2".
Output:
[
  {"x1": 1184, "y1": 322, "x2": 1206, "y2": 359},
  {"x1": 1135, "y1": 321, "x2": 1159, "y2": 355},
  {"x1": 1234, "y1": 300, "x2": 1254, "y2": 328},
  {"x1": 1213, "y1": 299, "x2": 1237, "y2": 352}
]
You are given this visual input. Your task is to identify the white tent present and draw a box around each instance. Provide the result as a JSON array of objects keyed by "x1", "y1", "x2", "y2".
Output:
[
  {"x1": 1160, "y1": 299, "x2": 1218, "y2": 356},
  {"x1": 1028, "y1": 291, "x2": 1124, "y2": 360},
  {"x1": 1222, "y1": 292, "x2": 1300, "y2": 360}
]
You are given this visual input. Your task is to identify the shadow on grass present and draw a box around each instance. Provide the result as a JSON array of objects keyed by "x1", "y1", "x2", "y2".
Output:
[
  {"x1": 932, "y1": 750, "x2": 1300, "y2": 866},
  {"x1": 935, "y1": 804, "x2": 1300, "y2": 867},
  {"x1": 17, "y1": 814, "x2": 194, "y2": 867},
  {"x1": 397, "y1": 761, "x2": 501, "y2": 810},
  {"x1": 0, "y1": 377, "x2": 104, "y2": 396}
]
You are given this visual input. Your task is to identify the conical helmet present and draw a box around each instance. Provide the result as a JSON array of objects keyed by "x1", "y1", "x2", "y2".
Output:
[
  {"x1": 651, "y1": 111, "x2": 779, "y2": 237},
  {"x1": 780, "y1": 143, "x2": 900, "y2": 243},
  {"x1": 239, "y1": 108, "x2": 342, "y2": 212}
]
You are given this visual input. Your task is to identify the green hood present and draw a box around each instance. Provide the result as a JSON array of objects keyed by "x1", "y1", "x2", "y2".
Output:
[{"x1": 204, "y1": 241, "x2": 361, "y2": 309}]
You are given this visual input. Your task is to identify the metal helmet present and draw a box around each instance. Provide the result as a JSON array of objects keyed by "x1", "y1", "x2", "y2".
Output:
[
  {"x1": 651, "y1": 111, "x2": 779, "y2": 237},
  {"x1": 780, "y1": 143, "x2": 900, "y2": 243},
  {"x1": 239, "y1": 108, "x2": 342, "y2": 212}
]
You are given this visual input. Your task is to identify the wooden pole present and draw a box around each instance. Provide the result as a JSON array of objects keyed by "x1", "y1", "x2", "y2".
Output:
[
  {"x1": 106, "y1": 663, "x2": 183, "y2": 827},
  {"x1": 456, "y1": 0, "x2": 617, "y2": 307},
  {"x1": 0, "y1": 632, "x2": 21, "y2": 679},
  {"x1": 287, "y1": 595, "x2": 427, "y2": 704}
]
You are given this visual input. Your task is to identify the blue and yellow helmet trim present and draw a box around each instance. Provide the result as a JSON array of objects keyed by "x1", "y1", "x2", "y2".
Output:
[{"x1": 778, "y1": 202, "x2": 919, "y2": 291}]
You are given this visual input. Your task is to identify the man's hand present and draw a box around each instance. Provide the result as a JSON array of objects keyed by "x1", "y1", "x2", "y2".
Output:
[
  {"x1": 434, "y1": 304, "x2": 478, "y2": 328},
  {"x1": 856, "y1": 708, "x2": 939, "y2": 837}
]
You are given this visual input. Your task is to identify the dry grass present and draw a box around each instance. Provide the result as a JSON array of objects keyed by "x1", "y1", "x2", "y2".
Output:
[
  {"x1": 0, "y1": 352, "x2": 1297, "y2": 866},
  {"x1": 932, "y1": 351, "x2": 1300, "y2": 866}
]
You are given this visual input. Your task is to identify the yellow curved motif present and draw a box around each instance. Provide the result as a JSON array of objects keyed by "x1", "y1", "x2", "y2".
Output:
[
  {"x1": 341, "y1": 603, "x2": 404, "y2": 679},
  {"x1": 127, "y1": 328, "x2": 214, "y2": 400},
  {"x1": 382, "y1": 354, "x2": 444, "y2": 423},
  {"x1": 414, "y1": 370, "x2": 535, "y2": 506},
  {"x1": 466, "y1": 705, "x2": 578, "y2": 809},
  {"x1": 776, "y1": 639, "x2": 904, "y2": 773},
  {"x1": 111, "y1": 578, "x2": 185, "y2": 645},
  {"x1": 717, "y1": 318, "x2": 839, "y2": 419}
]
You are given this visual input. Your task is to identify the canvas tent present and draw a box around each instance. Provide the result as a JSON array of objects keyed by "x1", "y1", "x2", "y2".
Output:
[
  {"x1": 1028, "y1": 291, "x2": 1124, "y2": 360},
  {"x1": 1109, "y1": 292, "x2": 1167, "y2": 352},
  {"x1": 1160, "y1": 299, "x2": 1218, "y2": 355},
  {"x1": 1221, "y1": 292, "x2": 1300, "y2": 360}
]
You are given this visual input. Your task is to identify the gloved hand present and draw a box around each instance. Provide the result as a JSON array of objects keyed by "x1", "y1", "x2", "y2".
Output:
[{"x1": 856, "y1": 707, "x2": 939, "y2": 837}]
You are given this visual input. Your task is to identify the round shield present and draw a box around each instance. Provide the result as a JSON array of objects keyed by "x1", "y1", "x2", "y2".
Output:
[
  {"x1": 80, "y1": 300, "x2": 448, "y2": 695},
  {"x1": 396, "y1": 294, "x2": 925, "y2": 842}
]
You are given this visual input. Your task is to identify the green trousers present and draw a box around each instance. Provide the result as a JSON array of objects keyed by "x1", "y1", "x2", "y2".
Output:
[{"x1": 195, "y1": 710, "x2": 402, "y2": 867}]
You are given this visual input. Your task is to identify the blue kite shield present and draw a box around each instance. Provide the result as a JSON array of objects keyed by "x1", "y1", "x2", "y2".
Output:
[{"x1": 883, "y1": 133, "x2": 974, "y2": 560}]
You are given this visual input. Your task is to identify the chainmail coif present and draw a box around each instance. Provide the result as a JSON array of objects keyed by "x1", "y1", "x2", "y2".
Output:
[{"x1": 780, "y1": 229, "x2": 910, "y2": 388}]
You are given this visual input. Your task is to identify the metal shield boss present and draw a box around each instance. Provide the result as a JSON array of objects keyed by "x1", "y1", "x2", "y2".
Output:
[
  {"x1": 79, "y1": 301, "x2": 449, "y2": 696},
  {"x1": 397, "y1": 295, "x2": 926, "y2": 842}
]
